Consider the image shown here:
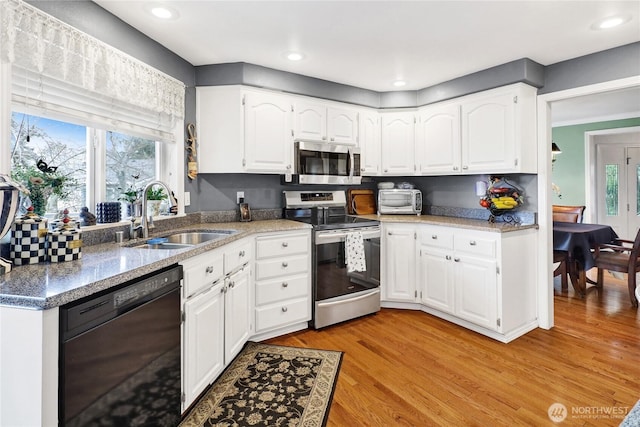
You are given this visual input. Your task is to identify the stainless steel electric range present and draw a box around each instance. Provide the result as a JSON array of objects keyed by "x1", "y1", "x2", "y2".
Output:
[{"x1": 283, "y1": 190, "x2": 381, "y2": 329}]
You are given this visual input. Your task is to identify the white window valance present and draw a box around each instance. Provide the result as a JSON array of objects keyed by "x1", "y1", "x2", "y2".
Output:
[{"x1": 0, "y1": 0, "x2": 185, "y2": 141}]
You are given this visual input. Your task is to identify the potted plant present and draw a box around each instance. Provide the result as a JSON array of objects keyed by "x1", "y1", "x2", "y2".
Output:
[
  {"x1": 118, "y1": 185, "x2": 142, "y2": 218},
  {"x1": 146, "y1": 187, "x2": 167, "y2": 217}
]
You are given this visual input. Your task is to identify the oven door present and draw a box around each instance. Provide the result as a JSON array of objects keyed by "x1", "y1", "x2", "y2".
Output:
[{"x1": 313, "y1": 226, "x2": 380, "y2": 328}]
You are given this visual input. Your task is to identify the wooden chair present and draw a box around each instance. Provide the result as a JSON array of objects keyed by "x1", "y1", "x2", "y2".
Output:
[
  {"x1": 552, "y1": 205, "x2": 586, "y2": 223},
  {"x1": 552, "y1": 205, "x2": 586, "y2": 289},
  {"x1": 593, "y1": 229, "x2": 640, "y2": 307}
]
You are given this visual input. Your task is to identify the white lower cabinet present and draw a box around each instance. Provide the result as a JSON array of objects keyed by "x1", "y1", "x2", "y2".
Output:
[
  {"x1": 182, "y1": 281, "x2": 225, "y2": 410},
  {"x1": 383, "y1": 222, "x2": 537, "y2": 342},
  {"x1": 254, "y1": 230, "x2": 311, "y2": 334},
  {"x1": 381, "y1": 223, "x2": 417, "y2": 302},
  {"x1": 181, "y1": 237, "x2": 254, "y2": 411}
]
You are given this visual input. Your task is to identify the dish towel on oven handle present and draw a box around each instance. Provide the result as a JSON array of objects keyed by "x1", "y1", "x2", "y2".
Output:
[{"x1": 345, "y1": 231, "x2": 366, "y2": 273}]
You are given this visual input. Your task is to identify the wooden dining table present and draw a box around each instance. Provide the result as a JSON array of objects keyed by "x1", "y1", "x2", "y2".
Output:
[{"x1": 553, "y1": 221, "x2": 618, "y2": 295}]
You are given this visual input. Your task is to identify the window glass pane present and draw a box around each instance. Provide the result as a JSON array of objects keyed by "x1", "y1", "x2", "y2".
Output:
[
  {"x1": 605, "y1": 164, "x2": 619, "y2": 216},
  {"x1": 10, "y1": 112, "x2": 86, "y2": 215},
  {"x1": 105, "y1": 131, "x2": 157, "y2": 204}
]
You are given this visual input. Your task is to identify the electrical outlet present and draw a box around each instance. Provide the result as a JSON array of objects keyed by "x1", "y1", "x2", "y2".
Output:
[
  {"x1": 184, "y1": 192, "x2": 191, "y2": 206},
  {"x1": 236, "y1": 191, "x2": 245, "y2": 204}
]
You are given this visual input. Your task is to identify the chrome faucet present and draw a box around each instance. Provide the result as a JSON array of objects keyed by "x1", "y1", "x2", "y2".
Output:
[{"x1": 134, "y1": 180, "x2": 178, "y2": 239}]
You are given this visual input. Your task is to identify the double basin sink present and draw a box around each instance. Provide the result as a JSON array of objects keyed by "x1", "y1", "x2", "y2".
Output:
[{"x1": 131, "y1": 229, "x2": 238, "y2": 250}]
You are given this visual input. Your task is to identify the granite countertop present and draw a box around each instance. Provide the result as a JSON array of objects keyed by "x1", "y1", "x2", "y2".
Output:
[
  {"x1": 358, "y1": 214, "x2": 539, "y2": 232},
  {"x1": 0, "y1": 220, "x2": 310, "y2": 310}
]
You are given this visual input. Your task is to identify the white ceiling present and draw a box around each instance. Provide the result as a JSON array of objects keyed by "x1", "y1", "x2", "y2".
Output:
[{"x1": 94, "y1": 0, "x2": 640, "y2": 123}]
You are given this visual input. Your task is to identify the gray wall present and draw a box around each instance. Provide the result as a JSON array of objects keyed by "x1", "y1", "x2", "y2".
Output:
[{"x1": 24, "y1": 2, "x2": 640, "y2": 215}]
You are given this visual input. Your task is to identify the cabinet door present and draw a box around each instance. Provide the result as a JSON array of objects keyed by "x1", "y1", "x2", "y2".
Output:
[
  {"x1": 461, "y1": 92, "x2": 516, "y2": 173},
  {"x1": 183, "y1": 283, "x2": 224, "y2": 410},
  {"x1": 359, "y1": 110, "x2": 380, "y2": 175},
  {"x1": 295, "y1": 100, "x2": 326, "y2": 141},
  {"x1": 416, "y1": 103, "x2": 461, "y2": 174},
  {"x1": 382, "y1": 225, "x2": 416, "y2": 302},
  {"x1": 381, "y1": 112, "x2": 415, "y2": 175},
  {"x1": 224, "y1": 266, "x2": 252, "y2": 363},
  {"x1": 419, "y1": 247, "x2": 455, "y2": 313},
  {"x1": 327, "y1": 107, "x2": 358, "y2": 145},
  {"x1": 454, "y1": 255, "x2": 498, "y2": 330},
  {"x1": 244, "y1": 91, "x2": 293, "y2": 173}
]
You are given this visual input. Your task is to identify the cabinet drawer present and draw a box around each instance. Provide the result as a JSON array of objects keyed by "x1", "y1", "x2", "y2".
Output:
[
  {"x1": 255, "y1": 254, "x2": 309, "y2": 281},
  {"x1": 255, "y1": 297, "x2": 310, "y2": 332},
  {"x1": 224, "y1": 240, "x2": 252, "y2": 273},
  {"x1": 255, "y1": 274, "x2": 309, "y2": 306},
  {"x1": 181, "y1": 250, "x2": 224, "y2": 298},
  {"x1": 454, "y1": 235, "x2": 496, "y2": 257},
  {"x1": 256, "y1": 233, "x2": 309, "y2": 259},
  {"x1": 420, "y1": 228, "x2": 453, "y2": 250}
]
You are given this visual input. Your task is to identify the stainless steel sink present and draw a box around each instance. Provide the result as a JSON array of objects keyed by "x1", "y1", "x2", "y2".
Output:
[
  {"x1": 164, "y1": 230, "x2": 236, "y2": 245},
  {"x1": 129, "y1": 229, "x2": 238, "y2": 249}
]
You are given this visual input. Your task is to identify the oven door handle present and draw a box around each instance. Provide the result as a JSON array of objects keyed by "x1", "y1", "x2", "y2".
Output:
[
  {"x1": 316, "y1": 288, "x2": 380, "y2": 308},
  {"x1": 315, "y1": 227, "x2": 380, "y2": 245}
]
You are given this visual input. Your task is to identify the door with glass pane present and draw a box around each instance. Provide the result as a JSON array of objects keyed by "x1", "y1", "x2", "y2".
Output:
[{"x1": 596, "y1": 144, "x2": 640, "y2": 238}]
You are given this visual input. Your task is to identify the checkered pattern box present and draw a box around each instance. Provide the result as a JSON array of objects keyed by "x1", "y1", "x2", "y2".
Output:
[
  {"x1": 10, "y1": 214, "x2": 48, "y2": 265},
  {"x1": 48, "y1": 229, "x2": 82, "y2": 263}
]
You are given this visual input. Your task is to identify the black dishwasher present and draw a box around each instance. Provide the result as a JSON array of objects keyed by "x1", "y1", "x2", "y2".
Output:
[{"x1": 59, "y1": 265, "x2": 182, "y2": 427}]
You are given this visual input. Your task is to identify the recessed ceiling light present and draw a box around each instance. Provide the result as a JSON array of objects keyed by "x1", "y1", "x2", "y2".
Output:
[
  {"x1": 145, "y1": 4, "x2": 179, "y2": 20},
  {"x1": 393, "y1": 80, "x2": 407, "y2": 87},
  {"x1": 286, "y1": 52, "x2": 304, "y2": 61},
  {"x1": 591, "y1": 15, "x2": 630, "y2": 30}
]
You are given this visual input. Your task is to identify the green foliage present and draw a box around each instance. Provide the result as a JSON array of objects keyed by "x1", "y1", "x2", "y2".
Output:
[
  {"x1": 10, "y1": 163, "x2": 76, "y2": 215},
  {"x1": 146, "y1": 187, "x2": 167, "y2": 200}
]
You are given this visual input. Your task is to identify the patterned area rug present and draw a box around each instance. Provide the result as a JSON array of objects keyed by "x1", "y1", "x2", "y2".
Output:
[{"x1": 180, "y1": 342, "x2": 342, "y2": 427}]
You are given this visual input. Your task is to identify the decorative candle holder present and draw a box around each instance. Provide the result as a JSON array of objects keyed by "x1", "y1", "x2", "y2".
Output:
[
  {"x1": 48, "y1": 210, "x2": 82, "y2": 263},
  {"x1": 10, "y1": 207, "x2": 48, "y2": 265}
]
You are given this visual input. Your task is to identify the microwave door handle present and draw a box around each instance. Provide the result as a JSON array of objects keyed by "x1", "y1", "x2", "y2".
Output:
[{"x1": 348, "y1": 148, "x2": 354, "y2": 180}]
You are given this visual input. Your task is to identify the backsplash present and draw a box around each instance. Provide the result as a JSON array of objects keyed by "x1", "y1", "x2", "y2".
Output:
[{"x1": 426, "y1": 205, "x2": 537, "y2": 225}]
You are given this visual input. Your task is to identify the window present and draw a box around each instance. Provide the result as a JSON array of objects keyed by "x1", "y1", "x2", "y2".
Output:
[
  {"x1": 10, "y1": 111, "x2": 158, "y2": 218},
  {"x1": 605, "y1": 164, "x2": 619, "y2": 216}
]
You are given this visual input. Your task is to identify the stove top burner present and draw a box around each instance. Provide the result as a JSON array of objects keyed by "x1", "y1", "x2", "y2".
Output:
[{"x1": 284, "y1": 207, "x2": 378, "y2": 230}]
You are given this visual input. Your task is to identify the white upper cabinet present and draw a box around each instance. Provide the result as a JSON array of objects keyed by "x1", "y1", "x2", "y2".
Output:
[
  {"x1": 380, "y1": 112, "x2": 416, "y2": 175},
  {"x1": 359, "y1": 109, "x2": 380, "y2": 175},
  {"x1": 196, "y1": 86, "x2": 294, "y2": 174},
  {"x1": 244, "y1": 91, "x2": 294, "y2": 173},
  {"x1": 416, "y1": 102, "x2": 461, "y2": 174},
  {"x1": 460, "y1": 83, "x2": 537, "y2": 174},
  {"x1": 294, "y1": 99, "x2": 358, "y2": 145}
]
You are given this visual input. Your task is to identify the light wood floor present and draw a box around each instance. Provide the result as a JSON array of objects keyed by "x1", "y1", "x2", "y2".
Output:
[{"x1": 267, "y1": 272, "x2": 640, "y2": 426}]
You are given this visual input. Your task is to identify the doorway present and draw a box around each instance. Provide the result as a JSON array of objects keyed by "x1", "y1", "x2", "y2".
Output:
[{"x1": 590, "y1": 129, "x2": 640, "y2": 238}]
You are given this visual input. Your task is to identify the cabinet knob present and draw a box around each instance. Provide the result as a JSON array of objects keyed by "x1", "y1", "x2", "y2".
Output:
[
  {"x1": 330, "y1": 137, "x2": 335, "y2": 142},
  {"x1": 462, "y1": 165, "x2": 469, "y2": 170},
  {"x1": 282, "y1": 282, "x2": 288, "y2": 288},
  {"x1": 387, "y1": 231, "x2": 393, "y2": 235},
  {"x1": 384, "y1": 169, "x2": 388, "y2": 173},
  {"x1": 229, "y1": 281, "x2": 235, "y2": 288},
  {"x1": 454, "y1": 257, "x2": 460, "y2": 262},
  {"x1": 205, "y1": 266, "x2": 214, "y2": 273},
  {"x1": 222, "y1": 285, "x2": 228, "y2": 293},
  {"x1": 361, "y1": 168, "x2": 365, "y2": 172},
  {"x1": 469, "y1": 240, "x2": 477, "y2": 246},
  {"x1": 282, "y1": 242, "x2": 289, "y2": 248},
  {"x1": 453, "y1": 166, "x2": 459, "y2": 171},
  {"x1": 431, "y1": 235, "x2": 437, "y2": 239},
  {"x1": 282, "y1": 306, "x2": 288, "y2": 312},
  {"x1": 239, "y1": 250, "x2": 245, "y2": 257},
  {"x1": 282, "y1": 261, "x2": 288, "y2": 268},
  {"x1": 445, "y1": 255, "x2": 452, "y2": 260},
  {"x1": 286, "y1": 164, "x2": 291, "y2": 170},
  {"x1": 322, "y1": 136, "x2": 327, "y2": 141}
]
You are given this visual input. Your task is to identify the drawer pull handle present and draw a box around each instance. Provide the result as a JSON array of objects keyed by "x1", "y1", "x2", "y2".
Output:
[
  {"x1": 454, "y1": 257, "x2": 460, "y2": 262},
  {"x1": 239, "y1": 250, "x2": 245, "y2": 257},
  {"x1": 282, "y1": 242, "x2": 289, "y2": 247},
  {"x1": 205, "y1": 266, "x2": 214, "y2": 273},
  {"x1": 431, "y1": 235, "x2": 437, "y2": 239},
  {"x1": 282, "y1": 306, "x2": 288, "y2": 313},
  {"x1": 387, "y1": 232, "x2": 393, "y2": 235},
  {"x1": 282, "y1": 282, "x2": 288, "y2": 288},
  {"x1": 469, "y1": 241, "x2": 477, "y2": 246},
  {"x1": 282, "y1": 262, "x2": 288, "y2": 268}
]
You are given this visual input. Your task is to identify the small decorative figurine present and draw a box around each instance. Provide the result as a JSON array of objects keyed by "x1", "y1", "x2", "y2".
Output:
[{"x1": 79, "y1": 206, "x2": 97, "y2": 226}]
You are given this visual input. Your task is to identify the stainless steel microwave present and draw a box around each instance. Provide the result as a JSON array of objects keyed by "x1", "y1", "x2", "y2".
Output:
[
  {"x1": 378, "y1": 189, "x2": 422, "y2": 215},
  {"x1": 289, "y1": 141, "x2": 362, "y2": 185}
]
